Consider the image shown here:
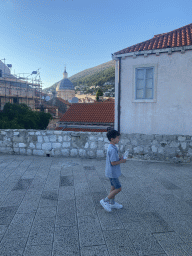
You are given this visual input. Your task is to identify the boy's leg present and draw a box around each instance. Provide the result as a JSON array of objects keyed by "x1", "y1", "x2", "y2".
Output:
[
  {"x1": 107, "y1": 187, "x2": 121, "y2": 200},
  {"x1": 104, "y1": 186, "x2": 116, "y2": 204},
  {"x1": 109, "y1": 178, "x2": 123, "y2": 209},
  {"x1": 110, "y1": 186, "x2": 115, "y2": 199}
]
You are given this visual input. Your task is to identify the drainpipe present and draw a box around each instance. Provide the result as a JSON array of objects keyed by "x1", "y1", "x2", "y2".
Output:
[{"x1": 117, "y1": 57, "x2": 121, "y2": 133}]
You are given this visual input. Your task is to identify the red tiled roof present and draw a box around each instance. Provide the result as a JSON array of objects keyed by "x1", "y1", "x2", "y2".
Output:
[
  {"x1": 55, "y1": 128, "x2": 107, "y2": 132},
  {"x1": 114, "y1": 23, "x2": 192, "y2": 55},
  {"x1": 60, "y1": 103, "x2": 114, "y2": 123}
]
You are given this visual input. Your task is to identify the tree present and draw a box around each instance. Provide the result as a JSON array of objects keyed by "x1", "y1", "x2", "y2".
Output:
[
  {"x1": 96, "y1": 88, "x2": 103, "y2": 101},
  {"x1": 0, "y1": 103, "x2": 52, "y2": 130}
]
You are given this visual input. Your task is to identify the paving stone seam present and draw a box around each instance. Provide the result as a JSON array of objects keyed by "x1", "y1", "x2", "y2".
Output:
[
  {"x1": 0, "y1": 159, "x2": 28, "y2": 196},
  {"x1": 0, "y1": 159, "x2": 39, "y2": 245},
  {"x1": 21, "y1": 159, "x2": 54, "y2": 256},
  {"x1": 73, "y1": 166, "x2": 82, "y2": 256},
  {"x1": 81, "y1": 164, "x2": 110, "y2": 255}
]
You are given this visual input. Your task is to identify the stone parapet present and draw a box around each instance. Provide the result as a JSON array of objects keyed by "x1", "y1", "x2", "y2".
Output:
[{"x1": 0, "y1": 130, "x2": 192, "y2": 163}]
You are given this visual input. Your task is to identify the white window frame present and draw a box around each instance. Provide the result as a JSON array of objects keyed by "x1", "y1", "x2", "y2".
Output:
[{"x1": 132, "y1": 63, "x2": 157, "y2": 103}]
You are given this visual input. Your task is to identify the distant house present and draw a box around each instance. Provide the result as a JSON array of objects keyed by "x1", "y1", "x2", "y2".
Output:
[
  {"x1": 112, "y1": 23, "x2": 192, "y2": 135},
  {"x1": 57, "y1": 102, "x2": 114, "y2": 132},
  {"x1": 45, "y1": 97, "x2": 71, "y2": 115}
]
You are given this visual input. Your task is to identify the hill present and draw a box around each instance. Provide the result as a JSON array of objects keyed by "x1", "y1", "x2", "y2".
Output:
[{"x1": 43, "y1": 60, "x2": 115, "y2": 93}]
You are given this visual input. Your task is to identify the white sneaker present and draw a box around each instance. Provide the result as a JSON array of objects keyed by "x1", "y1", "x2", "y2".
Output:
[
  {"x1": 100, "y1": 199, "x2": 112, "y2": 212},
  {"x1": 110, "y1": 202, "x2": 123, "y2": 209}
]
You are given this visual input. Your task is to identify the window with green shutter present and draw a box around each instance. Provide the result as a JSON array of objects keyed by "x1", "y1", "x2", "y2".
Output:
[{"x1": 135, "y1": 67, "x2": 154, "y2": 99}]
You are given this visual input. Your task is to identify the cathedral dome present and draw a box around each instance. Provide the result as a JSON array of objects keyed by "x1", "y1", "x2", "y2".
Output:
[{"x1": 56, "y1": 68, "x2": 74, "y2": 91}]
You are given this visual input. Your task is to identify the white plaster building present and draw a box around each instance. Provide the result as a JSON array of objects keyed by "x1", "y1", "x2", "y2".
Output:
[
  {"x1": 56, "y1": 68, "x2": 75, "y2": 102},
  {"x1": 112, "y1": 23, "x2": 192, "y2": 135}
]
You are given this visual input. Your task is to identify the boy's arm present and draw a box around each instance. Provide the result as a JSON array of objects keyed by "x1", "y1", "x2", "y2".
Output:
[{"x1": 111, "y1": 158, "x2": 126, "y2": 166}]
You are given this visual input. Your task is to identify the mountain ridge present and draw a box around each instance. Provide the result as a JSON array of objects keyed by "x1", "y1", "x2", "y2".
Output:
[{"x1": 43, "y1": 60, "x2": 115, "y2": 92}]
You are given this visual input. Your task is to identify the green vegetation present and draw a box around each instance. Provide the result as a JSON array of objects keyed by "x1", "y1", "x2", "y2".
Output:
[
  {"x1": 96, "y1": 88, "x2": 103, "y2": 101},
  {"x1": 43, "y1": 60, "x2": 115, "y2": 93},
  {"x1": 72, "y1": 66, "x2": 115, "y2": 89},
  {"x1": 0, "y1": 103, "x2": 52, "y2": 129}
]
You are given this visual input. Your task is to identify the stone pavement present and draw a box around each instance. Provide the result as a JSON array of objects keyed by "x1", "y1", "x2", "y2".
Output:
[{"x1": 0, "y1": 155, "x2": 192, "y2": 256}]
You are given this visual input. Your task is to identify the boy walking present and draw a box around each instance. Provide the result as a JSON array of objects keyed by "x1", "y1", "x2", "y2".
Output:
[{"x1": 100, "y1": 129, "x2": 126, "y2": 212}]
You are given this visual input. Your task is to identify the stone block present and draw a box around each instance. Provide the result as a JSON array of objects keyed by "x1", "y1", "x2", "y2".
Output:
[
  {"x1": 178, "y1": 136, "x2": 186, "y2": 141},
  {"x1": 62, "y1": 142, "x2": 70, "y2": 148},
  {"x1": 96, "y1": 150, "x2": 104, "y2": 158},
  {"x1": 27, "y1": 149, "x2": 32, "y2": 155},
  {"x1": 13, "y1": 147, "x2": 20, "y2": 153},
  {"x1": 28, "y1": 132, "x2": 35, "y2": 135},
  {"x1": 79, "y1": 149, "x2": 86, "y2": 157},
  {"x1": 181, "y1": 142, "x2": 187, "y2": 150},
  {"x1": 54, "y1": 131, "x2": 62, "y2": 135},
  {"x1": 36, "y1": 143, "x2": 42, "y2": 150},
  {"x1": 44, "y1": 136, "x2": 50, "y2": 143},
  {"x1": 89, "y1": 136, "x2": 96, "y2": 141},
  {"x1": 134, "y1": 146, "x2": 144, "y2": 154},
  {"x1": 165, "y1": 147, "x2": 176, "y2": 157},
  {"x1": 42, "y1": 143, "x2": 52, "y2": 151},
  {"x1": 70, "y1": 149, "x2": 78, "y2": 157},
  {"x1": 170, "y1": 141, "x2": 179, "y2": 148},
  {"x1": 158, "y1": 147, "x2": 164, "y2": 154},
  {"x1": 29, "y1": 143, "x2": 35, "y2": 149},
  {"x1": 152, "y1": 140, "x2": 158, "y2": 145},
  {"x1": 98, "y1": 137, "x2": 104, "y2": 141},
  {"x1": 53, "y1": 149, "x2": 62, "y2": 156},
  {"x1": 61, "y1": 149, "x2": 70, "y2": 157},
  {"x1": 188, "y1": 148, "x2": 192, "y2": 156},
  {"x1": 35, "y1": 131, "x2": 41, "y2": 135},
  {"x1": 13, "y1": 132, "x2": 19, "y2": 135},
  {"x1": 84, "y1": 142, "x2": 89, "y2": 149},
  {"x1": 90, "y1": 142, "x2": 97, "y2": 149},
  {"x1": 87, "y1": 150, "x2": 95, "y2": 158},
  {"x1": 20, "y1": 148, "x2": 26, "y2": 155},
  {"x1": 52, "y1": 143, "x2": 61, "y2": 149},
  {"x1": 37, "y1": 136, "x2": 43, "y2": 143},
  {"x1": 46, "y1": 130, "x2": 53, "y2": 134},
  {"x1": 58, "y1": 136, "x2": 63, "y2": 143},
  {"x1": 50, "y1": 135, "x2": 57, "y2": 142},
  {"x1": 63, "y1": 135, "x2": 71, "y2": 141},
  {"x1": 131, "y1": 139, "x2": 138, "y2": 146},
  {"x1": 13, "y1": 136, "x2": 24, "y2": 143},
  {"x1": 104, "y1": 143, "x2": 109, "y2": 151},
  {"x1": 151, "y1": 145, "x2": 157, "y2": 153},
  {"x1": 33, "y1": 150, "x2": 44, "y2": 156}
]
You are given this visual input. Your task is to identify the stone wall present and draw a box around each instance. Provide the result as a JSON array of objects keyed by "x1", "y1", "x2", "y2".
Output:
[{"x1": 0, "y1": 130, "x2": 192, "y2": 163}]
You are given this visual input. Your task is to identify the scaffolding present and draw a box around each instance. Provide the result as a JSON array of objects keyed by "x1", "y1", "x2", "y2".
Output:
[{"x1": 0, "y1": 58, "x2": 42, "y2": 110}]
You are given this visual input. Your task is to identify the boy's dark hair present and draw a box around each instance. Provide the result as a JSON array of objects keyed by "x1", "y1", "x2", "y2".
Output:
[{"x1": 107, "y1": 129, "x2": 120, "y2": 141}]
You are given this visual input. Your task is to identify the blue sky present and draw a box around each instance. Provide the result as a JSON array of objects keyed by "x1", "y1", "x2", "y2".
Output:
[{"x1": 1, "y1": 0, "x2": 191, "y2": 89}]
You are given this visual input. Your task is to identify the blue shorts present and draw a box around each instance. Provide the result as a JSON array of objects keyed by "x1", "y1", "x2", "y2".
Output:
[{"x1": 109, "y1": 178, "x2": 121, "y2": 189}]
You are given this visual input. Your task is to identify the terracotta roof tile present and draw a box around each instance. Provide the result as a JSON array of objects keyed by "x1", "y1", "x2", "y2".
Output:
[
  {"x1": 114, "y1": 23, "x2": 192, "y2": 55},
  {"x1": 60, "y1": 102, "x2": 114, "y2": 123}
]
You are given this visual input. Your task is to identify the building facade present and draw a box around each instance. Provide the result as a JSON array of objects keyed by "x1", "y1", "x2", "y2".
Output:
[{"x1": 112, "y1": 23, "x2": 192, "y2": 135}]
